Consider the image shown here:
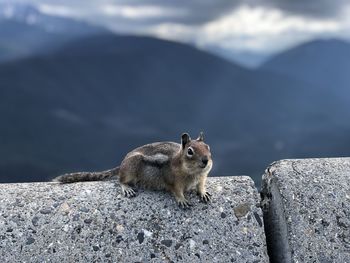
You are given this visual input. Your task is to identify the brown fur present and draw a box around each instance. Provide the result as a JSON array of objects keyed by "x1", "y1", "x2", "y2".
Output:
[{"x1": 53, "y1": 132, "x2": 213, "y2": 208}]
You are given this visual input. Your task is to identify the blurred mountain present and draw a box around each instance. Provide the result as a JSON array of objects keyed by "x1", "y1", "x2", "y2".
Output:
[
  {"x1": 0, "y1": 3, "x2": 108, "y2": 62},
  {"x1": 1, "y1": 34, "x2": 350, "y2": 183},
  {"x1": 261, "y1": 39, "x2": 350, "y2": 91},
  {"x1": 205, "y1": 45, "x2": 270, "y2": 68},
  {"x1": 0, "y1": 34, "x2": 245, "y2": 182}
]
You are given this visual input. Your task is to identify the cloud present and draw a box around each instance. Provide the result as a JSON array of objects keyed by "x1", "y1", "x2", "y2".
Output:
[
  {"x1": 260, "y1": 0, "x2": 349, "y2": 18},
  {"x1": 147, "y1": 5, "x2": 343, "y2": 54},
  {"x1": 37, "y1": 4, "x2": 83, "y2": 17},
  {"x1": 203, "y1": 6, "x2": 340, "y2": 35},
  {"x1": 3, "y1": 0, "x2": 350, "y2": 63},
  {"x1": 200, "y1": 6, "x2": 341, "y2": 51},
  {"x1": 2, "y1": 0, "x2": 350, "y2": 21},
  {"x1": 100, "y1": 4, "x2": 187, "y2": 20}
]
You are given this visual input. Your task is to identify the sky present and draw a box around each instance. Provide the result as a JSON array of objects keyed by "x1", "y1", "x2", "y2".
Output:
[{"x1": 2, "y1": 0, "x2": 350, "y2": 66}]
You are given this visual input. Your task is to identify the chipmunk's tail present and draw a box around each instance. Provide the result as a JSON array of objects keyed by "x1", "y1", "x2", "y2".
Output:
[{"x1": 52, "y1": 166, "x2": 120, "y2": 183}]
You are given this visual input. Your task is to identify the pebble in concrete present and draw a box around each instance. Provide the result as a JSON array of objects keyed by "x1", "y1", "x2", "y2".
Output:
[
  {"x1": 0, "y1": 177, "x2": 268, "y2": 262},
  {"x1": 262, "y1": 158, "x2": 350, "y2": 263}
]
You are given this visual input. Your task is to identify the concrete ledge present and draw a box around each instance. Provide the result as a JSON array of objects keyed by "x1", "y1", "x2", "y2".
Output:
[
  {"x1": 261, "y1": 158, "x2": 350, "y2": 262},
  {"x1": 0, "y1": 177, "x2": 268, "y2": 262}
]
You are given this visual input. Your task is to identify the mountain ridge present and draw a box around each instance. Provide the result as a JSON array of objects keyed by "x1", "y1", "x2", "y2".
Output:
[
  {"x1": 261, "y1": 38, "x2": 350, "y2": 89},
  {"x1": 1, "y1": 33, "x2": 350, "y2": 183},
  {"x1": 0, "y1": 2, "x2": 108, "y2": 63}
]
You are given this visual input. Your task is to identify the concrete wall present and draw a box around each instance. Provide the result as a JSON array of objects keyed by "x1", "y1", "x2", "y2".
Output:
[
  {"x1": 1, "y1": 157, "x2": 350, "y2": 262},
  {"x1": 0, "y1": 177, "x2": 268, "y2": 262},
  {"x1": 261, "y1": 158, "x2": 350, "y2": 263}
]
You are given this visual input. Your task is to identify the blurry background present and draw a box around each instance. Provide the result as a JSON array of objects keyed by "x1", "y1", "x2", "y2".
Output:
[{"x1": 0, "y1": 0, "x2": 350, "y2": 185}]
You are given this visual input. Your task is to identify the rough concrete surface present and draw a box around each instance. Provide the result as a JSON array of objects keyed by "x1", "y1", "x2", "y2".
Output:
[
  {"x1": 262, "y1": 158, "x2": 350, "y2": 263},
  {"x1": 0, "y1": 176, "x2": 268, "y2": 262}
]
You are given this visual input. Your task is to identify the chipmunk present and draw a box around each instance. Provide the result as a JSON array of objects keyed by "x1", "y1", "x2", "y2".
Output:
[{"x1": 53, "y1": 132, "x2": 213, "y2": 208}]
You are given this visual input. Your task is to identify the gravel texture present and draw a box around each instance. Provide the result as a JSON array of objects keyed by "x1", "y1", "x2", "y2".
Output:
[
  {"x1": 262, "y1": 158, "x2": 350, "y2": 263},
  {"x1": 0, "y1": 176, "x2": 268, "y2": 262}
]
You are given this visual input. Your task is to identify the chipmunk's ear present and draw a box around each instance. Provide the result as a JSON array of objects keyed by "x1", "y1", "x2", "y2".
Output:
[
  {"x1": 197, "y1": 131, "x2": 204, "y2": 141},
  {"x1": 181, "y1": 133, "x2": 191, "y2": 148}
]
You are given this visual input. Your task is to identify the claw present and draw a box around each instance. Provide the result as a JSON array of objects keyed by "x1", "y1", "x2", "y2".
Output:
[
  {"x1": 200, "y1": 192, "x2": 212, "y2": 203},
  {"x1": 178, "y1": 199, "x2": 192, "y2": 209},
  {"x1": 121, "y1": 184, "x2": 137, "y2": 198},
  {"x1": 123, "y1": 188, "x2": 136, "y2": 198}
]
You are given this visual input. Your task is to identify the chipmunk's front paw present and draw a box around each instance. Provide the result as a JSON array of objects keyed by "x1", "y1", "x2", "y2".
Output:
[
  {"x1": 177, "y1": 199, "x2": 192, "y2": 209},
  {"x1": 199, "y1": 192, "x2": 212, "y2": 203}
]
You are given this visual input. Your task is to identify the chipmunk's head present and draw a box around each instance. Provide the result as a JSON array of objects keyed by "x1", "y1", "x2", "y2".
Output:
[{"x1": 180, "y1": 132, "x2": 212, "y2": 174}]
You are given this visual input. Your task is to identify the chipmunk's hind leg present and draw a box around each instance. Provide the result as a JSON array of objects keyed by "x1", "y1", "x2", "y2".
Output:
[
  {"x1": 119, "y1": 153, "x2": 143, "y2": 198},
  {"x1": 119, "y1": 171, "x2": 138, "y2": 198}
]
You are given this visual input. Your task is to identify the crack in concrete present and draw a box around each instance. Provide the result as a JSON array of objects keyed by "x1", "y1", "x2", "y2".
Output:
[{"x1": 261, "y1": 164, "x2": 292, "y2": 263}]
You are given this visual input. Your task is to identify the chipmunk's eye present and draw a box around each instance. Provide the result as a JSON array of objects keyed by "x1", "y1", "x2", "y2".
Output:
[{"x1": 187, "y1": 147, "x2": 194, "y2": 156}]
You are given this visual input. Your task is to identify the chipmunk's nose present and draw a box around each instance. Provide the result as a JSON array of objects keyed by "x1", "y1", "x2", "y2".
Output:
[{"x1": 201, "y1": 157, "x2": 209, "y2": 166}]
